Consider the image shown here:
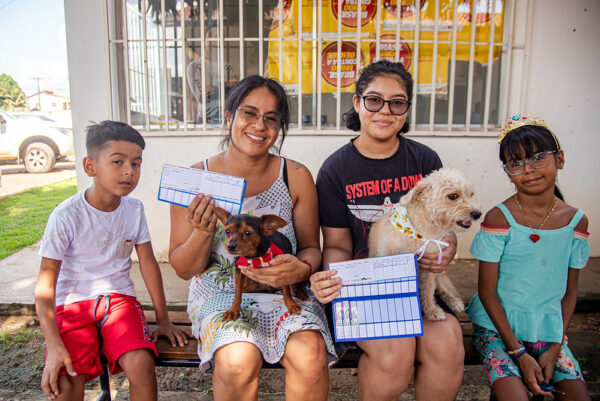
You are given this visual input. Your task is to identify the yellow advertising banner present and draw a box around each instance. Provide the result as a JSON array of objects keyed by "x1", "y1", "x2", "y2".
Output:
[{"x1": 266, "y1": 0, "x2": 505, "y2": 94}]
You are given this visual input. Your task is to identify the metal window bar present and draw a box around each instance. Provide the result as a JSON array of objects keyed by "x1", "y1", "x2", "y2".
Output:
[
  {"x1": 499, "y1": 0, "x2": 516, "y2": 122},
  {"x1": 239, "y1": 0, "x2": 245, "y2": 81},
  {"x1": 447, "y1": 0, "x2": 459, "y2": 129},
  {"x1": 297, "y1": 0, "x2": 303, "y2": 129},
  {"x1": 335, "y1": 0, "x2": 342, "y2": 130},
  {"x1": 218, "y1": 1, "x2": 227, "y2": 127},
  {"x1": 465, "y1": 0, "x2": 477, "y2": 131},
  {"x1": 105, "y1": 0, "x2": 115, "y2": 121},
  {"x1": 141, "y1": 0, "x2": 151, "y2": 131},
  {"x1": 482, "y1": 0, "x2": 497, "y2": 131},
  {"x1": 410, "y1": 0, "x2": 422, "y2": 133},
  {"x1": 355, "y1": 0, "x2": 362, "y2": 102},
  {"x1": 346, "y1": 0, "x2": 362, "y2": 132},
  {"x1": 429, "y1": 0, "x2": 440, "y2": 131},
  {"x1": 259, "y1": 1, "x2": 264, "y2": 76},
  {"x1": 122, "y1": 0, "x2": 131, "y2": 126},
  {"x1": 278, "y1": 1, "x2": 283, "y2": 84},
  {"x1": 394, "y1": 0, "x2": 401, "y2": 62},
  {"x1": 317, "y1": 0, "x2": 322, "y2": 130},
  {"x1": 375, "y1": 0, "x2": 382, "y2": 60},
  {"x1": 312, "y1": 2, "x2": 318, "y2": 127},
  {"x1": 160, "y1": 0, "x2": 168, "y2": 131},
  {"x1": 199, "y1": 2, "x2": 207, "y2": 131}
]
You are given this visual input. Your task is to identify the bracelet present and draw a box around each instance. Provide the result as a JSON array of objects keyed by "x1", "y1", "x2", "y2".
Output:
[
  {"x1": 511, "y1": 349, "x2": 527, "y2": 361},
  {"x1": 507, "y1": 346, "x2": 525, "y2": 356},
  {"x1": 302, "y1": 260, "x2": 313, "y2": 282}
]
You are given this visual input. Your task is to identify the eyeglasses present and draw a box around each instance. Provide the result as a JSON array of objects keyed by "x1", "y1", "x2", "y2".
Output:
[
  {"x1": 360, "y1": 95, "x2": 411, "y2": 116},
  {"x1": 503, "y1": 150, "x2": 558, "y2": 175},
  {"x1": 236, "y1": 106, "x2": 281, "y2": 130}
]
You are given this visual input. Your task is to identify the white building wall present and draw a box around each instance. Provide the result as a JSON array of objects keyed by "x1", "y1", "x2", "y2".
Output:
[{"x1": 65, "y1": 0, "x2": 600, "y2": 260}]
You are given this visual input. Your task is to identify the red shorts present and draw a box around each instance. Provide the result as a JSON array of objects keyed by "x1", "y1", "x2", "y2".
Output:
[{"x1": 53, "y1": 293, "x2": 158, "y2": 382}]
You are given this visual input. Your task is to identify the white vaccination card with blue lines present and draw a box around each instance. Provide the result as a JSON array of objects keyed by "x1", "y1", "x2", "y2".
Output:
[
  {"x1": 330, "y1": 253, "x2": 423, "y2": 342},
  {"x1": 158, "y1": 163, "x2": 246, "y2": 214}
]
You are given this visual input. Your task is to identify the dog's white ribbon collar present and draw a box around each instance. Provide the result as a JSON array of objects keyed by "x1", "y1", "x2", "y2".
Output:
[{"x1": 389, "y1": 205, "x2": 449, "y2": 264}]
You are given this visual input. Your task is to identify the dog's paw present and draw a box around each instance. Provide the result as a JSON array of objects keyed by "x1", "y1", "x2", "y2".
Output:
[
  {"x1": 223, "y1": 309, "x2": 239, "y2": 321},
  {"x1": 425, "y1": 306, "x2": 446, "y2": 321}
]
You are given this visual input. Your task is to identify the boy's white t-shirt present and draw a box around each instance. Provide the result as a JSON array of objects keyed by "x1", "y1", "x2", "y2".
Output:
[{"x1": 39, "y1": 189, "x2": 151, "y2": 307}]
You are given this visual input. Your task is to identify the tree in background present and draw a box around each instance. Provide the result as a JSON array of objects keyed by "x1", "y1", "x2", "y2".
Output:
[{"x1": 0, "y1": 74, "x2": 26, "y2": 110}]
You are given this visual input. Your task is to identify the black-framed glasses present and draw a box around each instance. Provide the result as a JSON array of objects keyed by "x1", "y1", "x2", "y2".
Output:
[
  {"x1": 236, "y1": 106, "x2": 281, "y2": 130},
  {"x1": 503, "y1": 150, "x2": 558, "y2": 176},
  {"x1": 361, "y1": 95, "x2": 411, "y2": 116}
]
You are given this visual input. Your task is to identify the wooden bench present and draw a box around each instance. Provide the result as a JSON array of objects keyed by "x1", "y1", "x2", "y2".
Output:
[
  {"x1": 147, "y1": 310, "x2": 482, "y2": 368},
  {"x1": 96, "y1": 310, "x2": 542, "y2": 401}
]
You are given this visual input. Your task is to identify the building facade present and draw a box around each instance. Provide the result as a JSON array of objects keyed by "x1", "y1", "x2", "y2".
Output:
[
  {"x1": 64, "y1": 0, "x2": 600, "y2": 259},
  {"x1": 27, "y1": 90, "x2": 71, "y2": 112}
]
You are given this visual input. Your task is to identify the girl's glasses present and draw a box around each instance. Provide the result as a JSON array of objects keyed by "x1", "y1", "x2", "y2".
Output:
[
  {"x1": 237, "y1": 106, "x2": 281, "y2": 130},
  {"x1": 503, "y1": 150, "x2": 558, "y2": 175},
  {"x1": 361, "y1": 95, "x2": 411, "y2": 116}
]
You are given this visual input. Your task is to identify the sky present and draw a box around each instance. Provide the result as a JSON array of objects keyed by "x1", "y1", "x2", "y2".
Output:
[{"x1": 0, "y1": 0, "x2": 69, "y2": 98}]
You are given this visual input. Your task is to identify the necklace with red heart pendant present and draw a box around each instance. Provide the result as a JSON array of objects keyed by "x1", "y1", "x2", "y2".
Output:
[{"x1": 515, "y1": 194, "x2": 558, "y2": 243}]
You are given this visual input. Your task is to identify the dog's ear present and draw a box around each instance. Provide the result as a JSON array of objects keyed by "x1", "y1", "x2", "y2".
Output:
[
  {"x1": 404, "y1": 178, "x2": 430, "y2": 203},
  {"x1": 261, "y1": 215, "x2": 288, "y2": 235},
  {"x1": 214, "y1": 206, "x2": 230, "y2": 225}
]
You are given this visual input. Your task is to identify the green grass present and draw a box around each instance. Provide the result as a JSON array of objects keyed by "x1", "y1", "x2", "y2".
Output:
[
  {"x1": 0, "y1": 327, "x2": 43, "y2": 351},
  {"x1": 0, "y1": 177, "x2": 77, "y2": 260}
]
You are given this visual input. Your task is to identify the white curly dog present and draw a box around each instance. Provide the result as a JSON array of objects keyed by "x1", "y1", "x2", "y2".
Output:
[{"x1": 368, "y1": 167, "x2": 482, "y2": 321}]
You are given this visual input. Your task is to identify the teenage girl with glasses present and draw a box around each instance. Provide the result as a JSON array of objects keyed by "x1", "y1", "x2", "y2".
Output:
[
  {"x1": 466, "y1": 113, "x2": 591, "y2": 400},
  {"x1": 311, "y1": 60, "x2": 464, "y2": 401}
]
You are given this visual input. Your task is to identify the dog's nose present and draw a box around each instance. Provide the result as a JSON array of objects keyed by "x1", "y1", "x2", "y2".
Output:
[
  {"x1": 471, "y1": 210, "x2": 482, "y2": 220},
  {"x1": 227, "y1": 243, "x2": 237, "y2": 252}
]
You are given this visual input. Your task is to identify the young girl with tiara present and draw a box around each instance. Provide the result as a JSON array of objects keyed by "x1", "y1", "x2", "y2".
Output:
[{"x1": 466, "y1": 113, "x2": 591, "y2": 400}]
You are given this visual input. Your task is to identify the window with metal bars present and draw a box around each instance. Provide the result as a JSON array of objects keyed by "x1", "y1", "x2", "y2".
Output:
[{"x1": 108, "y1": 0, "x2": 509, "y2": 135}]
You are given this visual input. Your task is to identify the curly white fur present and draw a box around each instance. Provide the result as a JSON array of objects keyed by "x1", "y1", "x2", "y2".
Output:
[{"x1": 368, "y1": 167, "x2": 481, "y2": 321}]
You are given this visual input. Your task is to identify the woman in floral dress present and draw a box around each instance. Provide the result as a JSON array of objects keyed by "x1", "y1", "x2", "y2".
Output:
[{"x1": 169, "y1": 75, "x2": 336, "y2": 401}]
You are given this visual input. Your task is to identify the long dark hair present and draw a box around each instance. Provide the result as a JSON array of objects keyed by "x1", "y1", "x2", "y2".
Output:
[
  {"x1": 500, "y1": 125, "x2": 564, "y2": 200},
  {"x1": 343, "y1": 60, "x2": 413, "y2": 134},
  {"x1": 220, "y1": 75, "x2": 290, "y2": 154}
]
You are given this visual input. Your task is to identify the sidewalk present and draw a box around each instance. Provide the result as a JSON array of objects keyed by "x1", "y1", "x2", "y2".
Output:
[
  {"x1": 0, "y1": 241, "x2": 188, "y2": 310},
  {"x1": 1, "y1": 241, "x2": 599, "y2": 312}
]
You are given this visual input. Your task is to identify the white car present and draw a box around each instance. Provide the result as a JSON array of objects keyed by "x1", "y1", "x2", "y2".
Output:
[{"x1": 0, "y1": 109, "x2": 74, "y2": 173}]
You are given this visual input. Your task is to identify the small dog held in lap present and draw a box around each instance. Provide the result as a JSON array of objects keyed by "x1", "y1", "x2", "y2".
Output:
[
  {"x1": 368, "y1": 167, "x2": 481, "y2": 321},
  {"x1": 214, "y1": 207, "x2": 307, "y2": 321}
]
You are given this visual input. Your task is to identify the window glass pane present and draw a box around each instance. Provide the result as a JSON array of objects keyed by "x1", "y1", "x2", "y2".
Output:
[
  {"x1": 244, "y1": 42, "x2": 262, "y2": 77},
  {"x1": 166, "y1": 41, "x2": 184, "y2": 124},
  {"x1": 243, "y1": 0, "x2": 281, "y2": 38},
  {"x1": 186, "y1": 41, "x2": 225, "y2": 126},
  {"x1": 301, "y1": 94, "x2": 317, "y2": 127},
  {"x1": 141, "y1": 0, "x2": 181, "y2": 40}
]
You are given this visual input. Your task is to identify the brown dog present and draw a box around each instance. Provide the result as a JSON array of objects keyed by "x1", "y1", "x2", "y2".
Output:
[
  {"x1": 214, "y1": 207, "x2": 307, "y2": 321},
  {"x1": 368, "y1": 168, "x2": 481, "y2": 321}
]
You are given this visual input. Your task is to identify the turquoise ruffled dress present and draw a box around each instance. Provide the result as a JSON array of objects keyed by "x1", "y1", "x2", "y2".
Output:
[{"x1": 466, "y1": 204, "x2": 590, "y2": 343}]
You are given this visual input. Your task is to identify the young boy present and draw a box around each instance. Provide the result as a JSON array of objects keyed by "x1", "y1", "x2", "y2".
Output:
[{"x1": 34, "y1": 120, "x2": 189, "y2": 401}]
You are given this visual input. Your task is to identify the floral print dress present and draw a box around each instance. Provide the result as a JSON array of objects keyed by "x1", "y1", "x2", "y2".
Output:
[{"x1": 187, "y1": 158, "x2": 337, "y2": 372}]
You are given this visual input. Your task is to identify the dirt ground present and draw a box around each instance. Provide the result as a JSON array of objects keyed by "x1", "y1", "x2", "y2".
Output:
[
  {"x1": 1, "y1": 314, "x2": 599, "y2": 399},
  {"x1": 0, "y1": 314, "x2": 357, "y2": 399}
]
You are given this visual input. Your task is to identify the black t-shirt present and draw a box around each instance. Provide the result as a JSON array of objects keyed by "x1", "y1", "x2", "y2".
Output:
[{"x1": 316, "y1": 136, "x2": 443, "y2": 260}]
